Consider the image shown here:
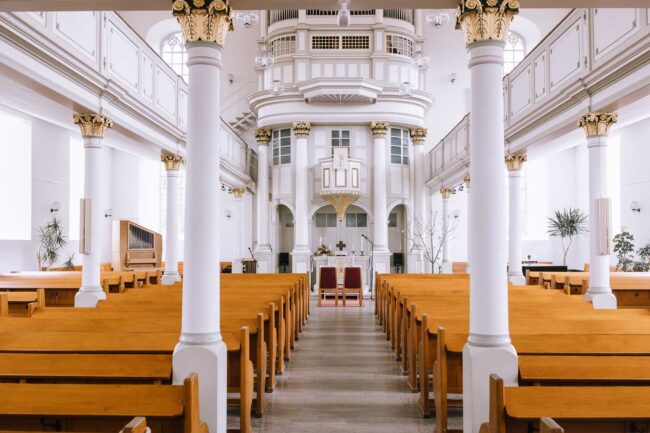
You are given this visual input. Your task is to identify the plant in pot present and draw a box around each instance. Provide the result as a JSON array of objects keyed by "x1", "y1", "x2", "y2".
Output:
[
  {"x1": 636, "y1": 244, "x2": 650, "y2": 272},
  {"x1": 547, "y1": 208, "x2": 588, "y2": 267},
  {"x1": 36, "y1": 216, "x2": 67, "y2": 271},
  {"x1": 613, "y1": 231, "x2": 635, "y2": 271}
]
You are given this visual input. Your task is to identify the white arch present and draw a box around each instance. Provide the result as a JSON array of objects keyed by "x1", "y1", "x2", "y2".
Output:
[
  {"x1": 271, "y1": 200, "x2": 295, "y2": 224},
  {"x1": 509, "y1": 15, "x2": 542, "y2": 52},
  {"x1": 145, "y1": 18, "x2": 181, "y2": 54}
]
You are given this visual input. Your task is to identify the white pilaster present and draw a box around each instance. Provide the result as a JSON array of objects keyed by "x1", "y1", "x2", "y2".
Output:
[
  {"x1": 370, "y1": 121, "x2": 391, "y2": 274},
  {"x1": 291, "y1": 122, "x2": 312, "y2": 273},
  {"x1": 506, "y1": 154, "x2": 526, "y2": 286},
  {"x1": 170, "y1": 4, "x2": 233, "y2": 431},
  {"x1": 253, "y1": 128, "x2": 273, "y2": 273},
  {"x1": 464, "y1": 174, "x2": 471, "y2": 274},
  {"x1": 73, "y1": 113, "x2": 112, "y2": 308},
  {"x1": 579, "y1": 112, "x2": 618, "y2": 309},
  {"x1": 441, "y1": 187, "x2": 453, "y2": 274},
  {"x1": 457, "y1": 3, "x2": 520, "y2": 431},
  {"x1": 232, "y1": 188, "x2": 245, "y2": 273},
  {"x1": 161, "y1": 152, "x2": 183, "y2": 285}
]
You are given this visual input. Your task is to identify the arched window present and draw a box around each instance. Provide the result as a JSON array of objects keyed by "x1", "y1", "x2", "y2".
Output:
[
  {"x1": 161, "y1": 33, "x2": 188, "y2": 82},
  {"x1": 504, "y1": 31, "x2": 525, "y2": 74}
]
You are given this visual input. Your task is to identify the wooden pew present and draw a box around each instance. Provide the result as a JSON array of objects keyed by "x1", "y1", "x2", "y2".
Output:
[
  {"x1": 0, "y1": 290, "x2": 44, "y2": 317},
  {"x1": 0, "y1": 373, "x2": 208, "y2": 433},
  {"x1": 481, "y1": 374, "x2": 650, "y2": 433}
]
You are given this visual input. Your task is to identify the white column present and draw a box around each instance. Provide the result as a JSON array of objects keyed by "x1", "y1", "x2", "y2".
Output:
[
  {"x1": 291, "y1": 122, "x2": 312, "y2": 273},
  {"x1": 457, "y1": 3, "x2": 519, "y2": 432},
  {"x1": 579, "y1": 112, "x2": 618, "y2": 309},
  {"x1": 506, "y1": 154, "x2": 526, "y2": 286},
  {"x1": 73, "y1": 113, "x2": 112, "y2": 308},
  {"x1": 464, "y1": 174, "x2": 471, "y2": 274},
  {"x1": 171, "y1": 4, "x2": 232, "y2": 433},
  {"x1": 440, "y1": 187, "x2": 453, "y2": 274},
  {"x1": 409, "y1": 128, "x2": 427, "y2": 274},
  {"x1": 161, "y1": 152, "x2": 183, "y2": 285},
  {"x1": 232, "y1": 188, "x2": 245, "y2": 273},
  {"x1": 253, "y1": 128, "x2": 273, "y2": 273},
  {"x1": 370, "y1": 121, "x2": 391, "y2": 274}
]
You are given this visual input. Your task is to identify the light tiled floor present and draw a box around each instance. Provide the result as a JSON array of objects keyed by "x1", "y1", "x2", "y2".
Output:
[{"x1": 235, "y1": 299, "x2": 447, "y2": 433}]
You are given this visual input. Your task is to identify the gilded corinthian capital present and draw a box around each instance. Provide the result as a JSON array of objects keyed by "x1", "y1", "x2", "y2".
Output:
[
  {"x1": 254, "y1": 128, "x2": 272, "y2": 145},
  {"x1": 73, "y1": 113, "x2": 113, "y2": 138},
  {"x1": 161, "y1": 151, "x2": 185, "y2": 171},
  {"x1": 292, "y1": 122, "x2": 311, "y2": 139},
  {"x1": 440, "y1": 187, "x2": 454, "y2": 199},
  {"x1": 463, "y1": 174, "x2": 471, "y2": 189},
  {"x1": 456, "y1": 0, "x2": 520, "y2": 45},
  {"x1": 410, "y1": 128, "x2": 428, "y2": 145},
  {"x1": 505, "y1": 153, "x2": 526, "y2": 171},
  {"x1": 578, "y1": 112, "x2": 618, "y2": 137},
  {"x1": 370, "y1": 121, "x2": 390, "y2": 138},
  {"x1": 172, "y1": 0, "x2": 233, "y2": 45}
]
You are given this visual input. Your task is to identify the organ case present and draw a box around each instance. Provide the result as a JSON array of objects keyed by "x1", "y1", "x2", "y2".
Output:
[{"x1": 111, "y1": 220, "x2": 162, "y2": 270}]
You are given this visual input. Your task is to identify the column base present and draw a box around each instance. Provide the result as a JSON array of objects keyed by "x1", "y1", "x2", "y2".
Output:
[
  {"x1": 508, "y1": 274, "x2": 526, "y2": 286},
  {"x1": 463, "y1": 341, "x2": 518, "y2": 433},
  {"x1": 441, "y1": 260, "x2": 453, "y2": 274},
  {"x1": 407, "y1": 250, "x2": 424, "y2": 274},
  {"x1": 291, "y1": 249, "x2": 312, "y2": 273},
  {"x1": 74, "y1": 286, "x2": 106, "y2": 308},
  {"x1": 372, "y1": 251, "x2": 392, "y2": 275},
  {"x1": 173, "y1": 335, "x2": 228, "y2": 433},
  {"x1": 584, "y1": 290, "x2": 617, "y2": 309},
  {"x1": 253, "y1": 246, "x2": 273, "y2": 273},
  {"x1": 161, "y1": 271, "x2": 181, "y2": 285}
]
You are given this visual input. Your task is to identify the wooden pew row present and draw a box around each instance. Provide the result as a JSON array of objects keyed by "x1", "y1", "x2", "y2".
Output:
[
  {"x1": 0, "y1": 373, "x2": 209, "y2": 433},
  {"x1": 433, "y1": 329, "x2": 650, "y2": 433},
  {"x1": 0, "y1": 273, "x2": 309, "y2": 431},
  {"x1": 480, "y1": 374, "x2": 650, "y2": 433},
  {"x1": 0, "y1": 290, "x2": 44, "y2": 317}
]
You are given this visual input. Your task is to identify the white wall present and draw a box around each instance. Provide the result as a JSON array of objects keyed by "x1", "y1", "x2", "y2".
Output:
[{"x1": 619, "y1": 118, "x2": 650, "y2": 249}]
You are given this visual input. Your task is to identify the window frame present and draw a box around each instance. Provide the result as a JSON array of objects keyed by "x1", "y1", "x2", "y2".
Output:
[
  {"x1": 331, "y1": 129, "x2": 351, "y2": 156},
  {"x1": 272, "y1": 128, "x2": 292, "y2": 165},
  {"x1": 390, "y1": 127, "x2": 410, "y2": 165},
  {"x1": 504, "y1": 31, "x2": 526, "y2": 74},
  {"x1": 161, "y1": 32, "x2": 188, "y2": 83}
]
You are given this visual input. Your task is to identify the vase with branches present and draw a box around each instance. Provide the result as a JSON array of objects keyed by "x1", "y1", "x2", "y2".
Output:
[
  {"x1": 409, "y1": 211, "x2": 459, "y2": 273},
  {"x1": 36, "y1": 216, "x2": 67, "y2": 270},
  {"x1": 547, "y1": 208, "x2": 588, "y2": 266}
]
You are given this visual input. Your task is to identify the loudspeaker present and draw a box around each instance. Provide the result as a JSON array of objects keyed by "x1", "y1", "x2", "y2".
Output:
[
  {"x1": 393, "y1": 253, "x2": 404, "y2": 268},
  {"x1": 279, "y1": 253, "x2": 290, "y2": 267}
]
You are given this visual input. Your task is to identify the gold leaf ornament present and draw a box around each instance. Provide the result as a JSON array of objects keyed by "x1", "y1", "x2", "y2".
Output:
[{"x1": 172, "y1": 0, "x2": 233, "y2": 44}]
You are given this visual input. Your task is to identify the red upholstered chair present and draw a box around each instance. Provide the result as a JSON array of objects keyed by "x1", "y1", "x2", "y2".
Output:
[
  {"x1": 343, "y1": 266, "x2": 363, "y2": 306},
  {"x1": 318, "y1": 266, "x2": 339, "y2": 306}
]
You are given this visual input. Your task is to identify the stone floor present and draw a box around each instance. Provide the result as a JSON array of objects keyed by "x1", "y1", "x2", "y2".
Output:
[{"x1": 233, "y1": 299, "x2": 450, "y2": 433}]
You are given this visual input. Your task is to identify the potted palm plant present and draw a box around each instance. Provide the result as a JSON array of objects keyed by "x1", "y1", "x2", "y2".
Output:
[
  {"x1": 36, "y1": 216, "x2": 67, "y2": 270},
  {"x1": 547, "y1": 208, "x2": 588, "y2": 266}
]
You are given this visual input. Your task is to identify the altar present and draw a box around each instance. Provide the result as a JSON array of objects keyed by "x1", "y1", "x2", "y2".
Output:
[{"x1": 312, "y1": 255, "x2": 371, "y2": 295}]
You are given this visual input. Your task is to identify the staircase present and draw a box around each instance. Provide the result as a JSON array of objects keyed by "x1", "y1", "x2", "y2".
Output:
[{"x1": 222, "y1": 81, "x2": 258, "y2": 134}]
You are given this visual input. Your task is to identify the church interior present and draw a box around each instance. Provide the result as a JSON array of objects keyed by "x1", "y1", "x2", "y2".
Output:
[{"x1": 0, "y1": 0, "x2": 649, "y2": 432}]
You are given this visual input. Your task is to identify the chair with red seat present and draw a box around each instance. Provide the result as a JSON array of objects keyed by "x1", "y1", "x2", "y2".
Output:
[
  {"x1": 343, "y1": 266, "x2": 363, "y2": 306},
  {"x1": 318, "y1": 266, "x2": 339, "y2": 306}
]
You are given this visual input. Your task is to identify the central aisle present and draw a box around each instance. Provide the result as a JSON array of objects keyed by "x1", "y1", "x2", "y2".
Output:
[{"x1": 252, "y1": 299, "x2": 437, "y2": 433}]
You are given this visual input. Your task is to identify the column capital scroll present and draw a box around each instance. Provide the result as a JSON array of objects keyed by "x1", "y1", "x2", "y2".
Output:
[
  {"x1": 505, "y1": 153, "x2": 527, "y2": 171},
  {"x1": 410, "y1": 128, "x2": 428, "y2": 145},
  {"x1": 292, "y1": 121, "x2": 311, "y2": 139},
  {"x1": 73, "y1": 113, "x2": 113, "y2": 138},
  {"x1": 456, "y1": 0, "x2": 520, "y2": 45},
  {"x1": 232, "y1": 187, "x2": 246, "y2": 199},
  {"x1": 463, "y1": 174, "x2": 471, "y2": 189},
  {"x1": 440, "y1": 187, "x2": 454, "y2": 199},
  {"x1": 254, "y1": 128, "x2": 272, "y2": 145},
  {"x1": 172, "y1": 0, "x2": 233, "y2": 45},
  {"x1": 370, "y1": 121, "x2": 390, "y2": 138},
  {"x1": 161, "y1": 151, "x2": 185, "y2": 171},
  {"x1": 578, "y1": 112, "x2": 618, "y2": 137}
]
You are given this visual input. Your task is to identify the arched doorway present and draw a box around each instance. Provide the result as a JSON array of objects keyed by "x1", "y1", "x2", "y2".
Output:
[
  {"x1": 388, "y1": 204, "x2": 408, "y2": 273},
  {"x1": 312, "y1": 204, "x2": 369, "y2": 254},
  {"x1": 276, "y1": 204, "x2": 294, "y2": 273}
]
